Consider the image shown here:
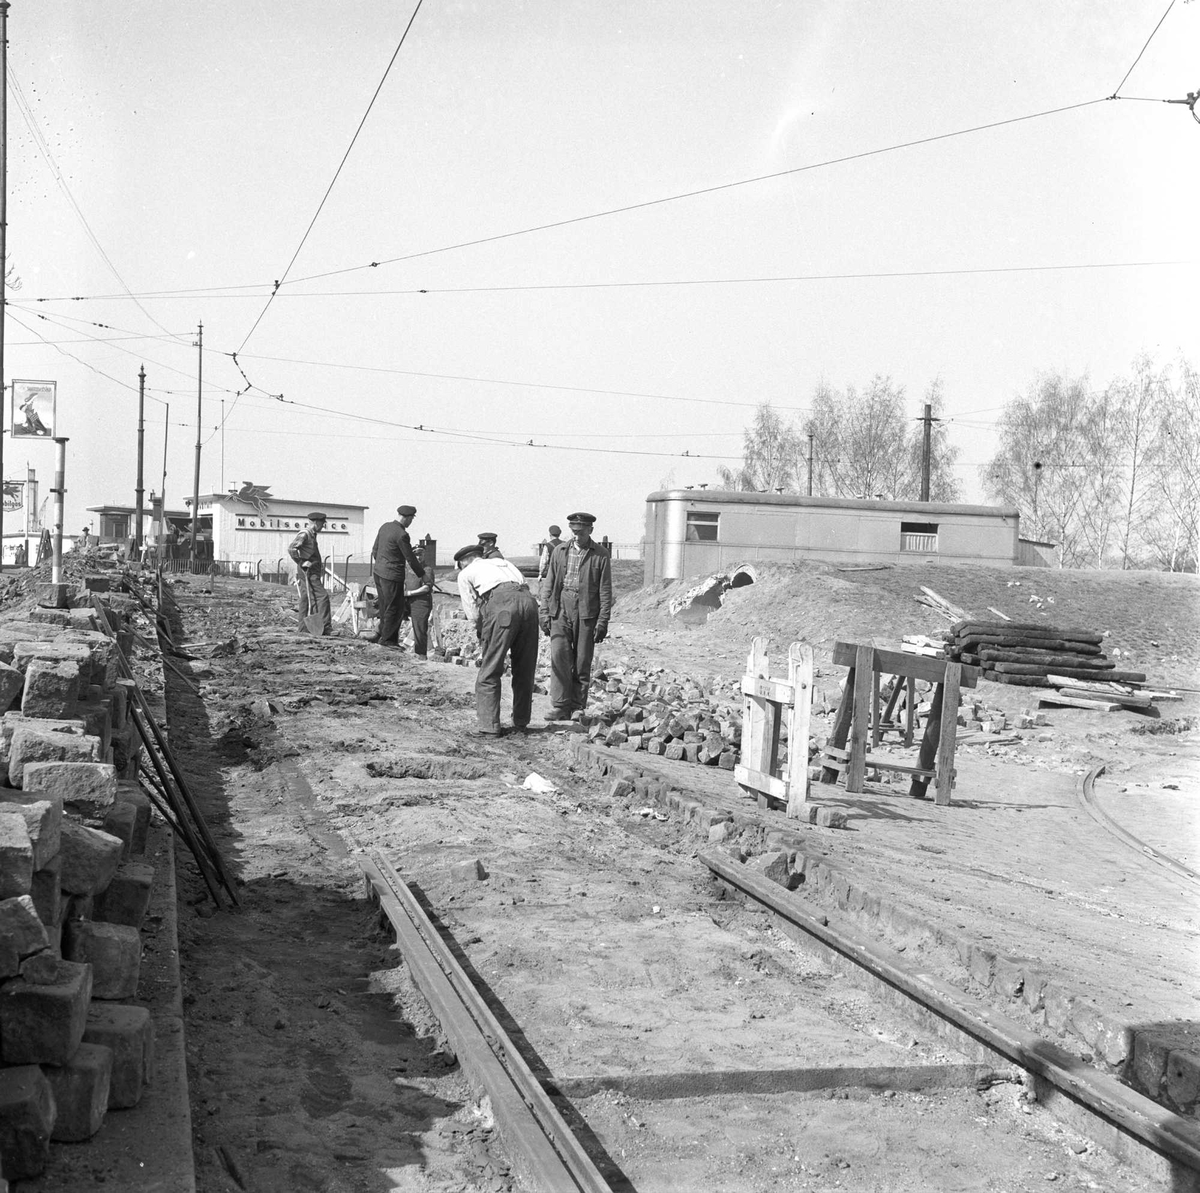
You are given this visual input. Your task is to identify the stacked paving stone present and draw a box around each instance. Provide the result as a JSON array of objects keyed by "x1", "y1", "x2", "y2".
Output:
[
  {"x1": 580, "y1": 666, "x2": 749, "y2": 769},
  {"x1": 0, "y1": 594, "x2": 156, "y2": 1182},
  {"x1": 945, "y1": 620, "x2": 1147, "y2": 687}
]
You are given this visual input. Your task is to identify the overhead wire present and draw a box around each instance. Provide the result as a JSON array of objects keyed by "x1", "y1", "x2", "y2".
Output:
[
  {"x1": 1109, "y1": 0, "x2": 1177, "y2": 98},
  {"x1": 233, "y1": 0, "x2": 426, "y2": 356}
]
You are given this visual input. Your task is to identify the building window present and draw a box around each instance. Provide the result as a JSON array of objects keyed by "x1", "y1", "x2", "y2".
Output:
[
  {"x1": 685, "y1": 511, "x2": 719, "y2": 542},
  {"x1": 900, "y1": 521, "x2": 939, "y2": 552}
]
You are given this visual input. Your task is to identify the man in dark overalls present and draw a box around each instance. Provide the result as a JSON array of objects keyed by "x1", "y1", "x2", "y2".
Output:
[
  {"x1": 539, "y1": 512, "x2": 612, "y2": 720},
  {"x1": 369, "y1": 504, "x2": 423, "y2": 648},
  {"x1": 288, "y1": 512, "x2": 332, "y2": 635},
  {"x1": 455, "y1": 543, "x2": 539, "y2": 736},
  {"x1": 405, "y1": 544, "x2": 436, "y2": 659}
]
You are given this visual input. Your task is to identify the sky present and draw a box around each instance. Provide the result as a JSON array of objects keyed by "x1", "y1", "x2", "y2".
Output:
[{"x1": 3, "y1": 0, "x2": 1197, "y2": 559}]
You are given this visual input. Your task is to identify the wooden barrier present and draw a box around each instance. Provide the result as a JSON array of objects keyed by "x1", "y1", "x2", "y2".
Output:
[{"x1": 735, "y1": 637, "x2": 813, "y2": 818}]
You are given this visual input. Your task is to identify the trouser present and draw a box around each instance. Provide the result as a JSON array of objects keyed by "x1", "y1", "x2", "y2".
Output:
[
  {"x1": 549, "y1": 588, "x2": 597, "y2": 713},
  {"x1": 409, "y1": 597, "x2": 431, "y2": 656},
  {"x1": 297, "y1": 572, "x2": 332, "y2": 635},
  {"x1": 373, "y1": 573, "x2": 406, "y2": 645},
  {"x1": 476, "y1": 584, "x2": 539, "y2": 731}
]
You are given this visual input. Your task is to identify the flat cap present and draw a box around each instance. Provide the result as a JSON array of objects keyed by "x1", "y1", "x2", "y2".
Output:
[
  {"x1": 307, "y1": 511, "x2": 327, "y2": 522},
  {"x1": 566, "y1": 511, "x2": 596, "y2": 525},
  {"x1": 396, "y1": 504, "x2": 417, "y2": 517},
  {"x1": 548, "y1": 525, "x2": 561, "y2": 536},
  {"x1": 453, "y1": 543, "x2": 484, "y2": 563},
  {"x1": 477, "y1": 531, "x2": 498, "y2": 541}
]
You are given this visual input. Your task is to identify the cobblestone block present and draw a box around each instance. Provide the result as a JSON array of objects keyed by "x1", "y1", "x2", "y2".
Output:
[
  {"x1": 5, "y1": 801, "x2": 60, "y2": 870},
  {"x1": 1165, "y1": 1049, "x2": 1200, "y2": 1113},
  {"x1": 63, "y1": 921, "x2": 141, "y2": 1000},
  {"x1": 0, "y1": 663, "x2": 23, "y2": 714},
  {"x1": 0, "y1": 814, "x2": 33, "y2": 898},
  {"x1": 93, "y1": 863, "x2": 154, "y2": 929},
  {"x1": 747, "y1": 850, "x2": 792, "y2": 888},
  {"x1": 0, "y1": 958, "x2": 93, "y2": 1064},
  {"x1": 0, "y1": 896, "x2": 49, "y2": 959},
  {"x1": 100, "y1": 801, "x2": 137, "y2": 861},
  {"x1": 1067, "y1": 998, "x2": 1107, "y2": 1053},
  {"x1": 992, "y1": 955, "x2": 1028, "y2": 999},
  {"x1": 83, "y1": 1003, "x2": 154, "y2": 1108},
  {"x1": 10, "y1": 640, "x2": 90, "y2": 679},
  {"x1": 76, "y1": 700, "x2": 113, "y2": 757},
  {"x1": 44, "y1": 1041, "x2": 112, "y2": 1141},
  {"x1": 1042, "y1": 983, "x2": 1077, "y2": 1033},
  {"x1": 8, "y1": 730, "x2": 102, "y2": 789},
  {"x1": 109, "y1": 683, "x2": 128, "y2": 730},
  {"x1": 967, "y1": 944, "x2": 997, "y2": 988},
  {"x1": 22, "y1": 761, "x2": 116, "y2": 819},
  {"x1": 0, "y1": 1064, "x2": 55, "y2": 1179},
  {"x1": 59, "y1": 822, "x2": 124, "y2": 896},
  {"x1": 1022, "y1": 967, "x2": 1050, "y2": 1012},
  {"x1": 448, "y1": 858, "x2": 486, "y2": 884},
  {"x1": 813, "y1": 806, "x2": 848, "y2": 829},
  {"x1": 20, "y1": 660, "x2": 81, "y2": 719},
  {"x1": 29, "y1": 857, "x2": 62, "y2": 931},
  {"x1": 1096, "y1": 1019, "x2": 1132, "y2": 1069}
]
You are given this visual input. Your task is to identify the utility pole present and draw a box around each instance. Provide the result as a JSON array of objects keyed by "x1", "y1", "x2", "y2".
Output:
[
  {"x1": 920, "y1": 403, "x2": 933, "y2": 502},
  {"x1": 0, "y1": 1, "x2": 10, "y2": 573},
  {"x1": 190, "y1": 322, "x2": 202, "y2": 559},
  {"x1": 807, "y1": 432, "x2": 814, "y2": 497},
  {"x1": 135, "y1": 365, "x2": 146, "y2": 553}
]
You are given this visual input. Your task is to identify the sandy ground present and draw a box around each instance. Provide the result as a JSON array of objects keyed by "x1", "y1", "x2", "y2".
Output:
[{"x1": 151, "y1": 562, "x2": 1197, "y2": 1193}]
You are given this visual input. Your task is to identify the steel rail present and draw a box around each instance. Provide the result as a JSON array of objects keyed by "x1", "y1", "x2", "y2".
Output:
[
  {"x1": 700, "y1": 847, "x2": 1200, "y2": 1179},
  {"x1": 1079, "y1": 763, "x2": 1199, "y2": 884},
  {"x1": 359, "y1": 851, "x2": 612, "y2": 1193}
]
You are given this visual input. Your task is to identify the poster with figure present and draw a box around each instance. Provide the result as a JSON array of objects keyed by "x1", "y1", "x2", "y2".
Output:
[
  {"x1": 2, "y1": 480, "x2": 24, "y2": 513},
  {"x1": 11, "y1": 380, "x2": 56, "y2": 438}
]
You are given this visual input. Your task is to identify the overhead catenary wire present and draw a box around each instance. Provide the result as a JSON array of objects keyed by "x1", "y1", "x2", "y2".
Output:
[
  {"x1": 1109, "y1": 0, "x2": 1177, "y2": 98},
  {"x1": 234, "y1": 0, "x2": 426, "y2": 356}
]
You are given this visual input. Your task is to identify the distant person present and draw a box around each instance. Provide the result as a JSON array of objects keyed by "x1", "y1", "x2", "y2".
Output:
[
  {"x1": 455, "y1": 542, "x2": 539, "y2": 736},
  {"x1": 369, "y1": 505, "x2": 423, "y2": 648},
  {"x1": 405, "y1": 544, "x2": 436, "y2": 660},
  {"x1": 539, "y1": 512, "x2": 612, "y2": 720},
  {"x1": 13, "y1": 542, "x2": 27, "y2": 568},
  {"x1": 538, "y1": 524, "x2": 562, "y2": 580},
  {"x1": 288, "y1": 512, "x2": 332, "y2": 635},
  {"x1": 477, "y1": 532, "x2": 503, "y2": 559},
  {"x1": 78, "y1": 527, "x2": 91, "y2": 550}
]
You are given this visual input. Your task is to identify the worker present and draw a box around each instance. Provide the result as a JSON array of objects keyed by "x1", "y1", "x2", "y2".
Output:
[
  {"x1": 369, "y1": 505, "x2": 423, "y2": 648},
  {"x1": 405, "y1": 543, "x2": 436, "y2": 659},
  {"x1": 477, "y1": 532, "x2": 503, "y2": 559},
  {"x1": 288, "y1": 512, "x2": 332, "y2": 635},
  {"x1": 455, "y1": 542, "x2": 539, "y2": 736},
  {"x1": 539, "y1": 512, "x2": 612, "y2": 720},
  {"x1": 537, "y1": 524, "x2": 562, "y2": 580}
]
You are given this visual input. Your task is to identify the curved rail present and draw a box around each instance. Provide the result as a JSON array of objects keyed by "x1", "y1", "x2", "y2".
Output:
[
  {"x1": 700, "y1": 847, "x2": 1200, "y2": 1180},
  {"x1": 358, "y1": 851, "x2": 612, "y2": 1193},
  {"x1": 1078, "y1": 764, "x2": 1199, "y2": 884}
]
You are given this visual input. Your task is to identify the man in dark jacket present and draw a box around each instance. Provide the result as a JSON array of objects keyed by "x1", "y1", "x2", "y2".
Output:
[
  {"x1": 539, "y1": 512, "x2": 612, "y2": 719},
  {"x1": 288, "y1": 512, "x2": 332, "y2": 635},
  {"x1": 370, "y1": 505, "x2": 423, "y2": 648},
  {"x1": 404, "y1": 544, "x2": 436, "y2": 659}
]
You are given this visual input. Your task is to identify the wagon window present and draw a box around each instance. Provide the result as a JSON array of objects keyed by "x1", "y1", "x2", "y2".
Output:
[
  {"x1": 900, "y1": 521, "x2": 939, "y2": 552},
  {"x1": 686, "y1": 511, "x2": 719, "y2": 542}
]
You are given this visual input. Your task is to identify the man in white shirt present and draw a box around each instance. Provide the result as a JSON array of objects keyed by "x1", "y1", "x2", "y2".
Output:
[{"x1": 455, "y1": 543, "x2": 539, "y2": 736}]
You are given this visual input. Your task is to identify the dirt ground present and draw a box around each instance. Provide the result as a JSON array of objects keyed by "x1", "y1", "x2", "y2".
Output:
[{"x1": 134, "y1": 562, "x2": 1198, "y2": 1191}]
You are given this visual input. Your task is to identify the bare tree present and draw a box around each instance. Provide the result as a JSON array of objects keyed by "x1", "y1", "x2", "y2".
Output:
[
  {"x1": 1142, "y1": 358, "x2": 1200, "y2": 572},
  {"x1": 716, "y1": 403, "x2": 801, "y2": 492}
]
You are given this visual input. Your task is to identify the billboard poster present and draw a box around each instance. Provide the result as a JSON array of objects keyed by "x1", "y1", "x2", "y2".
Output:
[
  {"x1": 11, "y1": 379, "x2": 56, "y2": 438},
  {"x1": 2, "y1": 480, "x2": 24, "y2": 513}
]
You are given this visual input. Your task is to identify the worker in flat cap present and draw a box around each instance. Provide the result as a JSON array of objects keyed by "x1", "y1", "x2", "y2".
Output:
[
  {"x1": 404, "y1": 543, "x2": 436, "y2": 660},
  {"x1": 455, "y1": 542, "x2": 539, "y2": 735},
  {"x1": 539, "y1": 512, "x2": 612, "y2": 719},
  {"x1": 537, "y1": 524, "x2": 562, "y2": 581},
  {"x1": 477, "y1": 532, "x2": 503, "y2": 559},
  {"x1": 288, "y1": 512, "x2": 332, "y2": 635},
  {"x1": 369, "y1": 505, "x2": 424, "y2": 648}
]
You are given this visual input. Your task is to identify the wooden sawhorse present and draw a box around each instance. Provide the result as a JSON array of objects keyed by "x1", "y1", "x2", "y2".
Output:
[{"x1": 819, "y1": 641, "x2": 979, "y2": 804}]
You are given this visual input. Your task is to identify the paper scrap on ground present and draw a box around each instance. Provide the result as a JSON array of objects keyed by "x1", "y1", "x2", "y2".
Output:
[{"x1": 522, "y1": 773, "x2": 560, "y2": 795}]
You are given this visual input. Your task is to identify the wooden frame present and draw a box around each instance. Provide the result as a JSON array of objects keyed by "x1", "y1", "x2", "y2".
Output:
[
  {"x1": 734, "y1": 637, "x2": 814, "y2": 818},
  {"x1": 819, "y1": 641, "x2": 978, "y2": 805}
]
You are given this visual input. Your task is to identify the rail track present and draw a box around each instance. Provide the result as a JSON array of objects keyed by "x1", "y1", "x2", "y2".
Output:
[{"x1": 360, "y1": 840, "x2": 1200, "y2": 1193}]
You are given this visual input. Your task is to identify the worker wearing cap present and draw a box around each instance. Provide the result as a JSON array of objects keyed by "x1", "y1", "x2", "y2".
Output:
[
  {"x1": 537, "y1": 524, "x2": 562, "y2": 580},
  {"x1": 288, "y1": 512, "x2": 332, "y2": 635},
  {"x1": 477, "y1": 532, "x2": 503, "y2": 559},
  {"x1": 404, "y1": 543, "x2": 436, "y2": 659},
  {"x1": 370, "y1": 505, "x2": 424, "y2": 648},
  {"x1": 539, "y1": 512, "x2": 612, "y2": 719},
  {"x1": 455, "y1": 543, "x2": 539, "y2": 735}
]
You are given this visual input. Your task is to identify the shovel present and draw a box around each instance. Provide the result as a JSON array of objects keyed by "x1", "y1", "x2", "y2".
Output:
[{"x1": 301, "y1": 567, "x2": 326, "y2": 636}]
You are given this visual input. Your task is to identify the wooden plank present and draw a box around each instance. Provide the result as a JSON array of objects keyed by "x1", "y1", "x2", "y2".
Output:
[
  {"x1": 820, "y1": 668, "x2": 856, "y2": 785},
  {"x1": 741, "y1": 637, "x2": 769, "y2": 778},
  {"x1": 1038, "y1": 695, "x2": 1121, "y2": 711},
  {"x1": 905, "y1": 675, "x2": 916, "y2": 747},
  {"x1": 734, "y1": 764, "x2": 788, "y2": 800},
  {"x1": 740, "y1": 674, "x2": 795, "y2": 704},
  {"x1": 870, "y1": 666, "x2": 882, "y2": 747},
  {"x1": 986, "y1": 607, "x2": 1011, "y2": 621},
  {"x1": 933, "y1": 663, "x2": 962, "y2": 806},
  {"x1": 786, "y1": 642, "x2": 813, "y2": 820},
  {"x1": 832, "y1": 641, "x2": 979, "y2": 689},
  {"x1": 919, "y1": 586, "x2": 970, "y2": 620},
  {"x1": 845, "y1": 644, "x2": 873, "y2": 793},
  {"x1": 864, "y1": 758, "x2": 936, "y2": 779}
]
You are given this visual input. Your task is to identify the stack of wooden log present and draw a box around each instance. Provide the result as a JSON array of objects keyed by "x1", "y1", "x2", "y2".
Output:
[{"x1": 946, "y1": 620, "x2": 1146, "y2": 688}]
